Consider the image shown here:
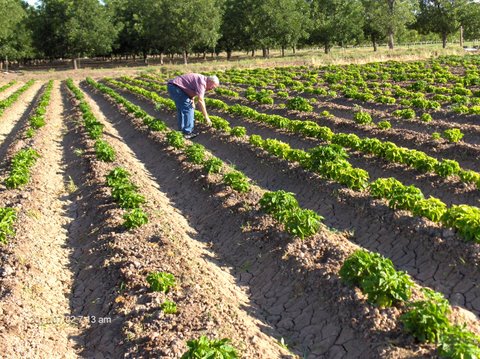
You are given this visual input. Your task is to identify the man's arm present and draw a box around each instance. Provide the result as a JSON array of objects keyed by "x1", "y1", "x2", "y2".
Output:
[{"x1": 196, "y1": 97, "x2": 212, "y2": 125}]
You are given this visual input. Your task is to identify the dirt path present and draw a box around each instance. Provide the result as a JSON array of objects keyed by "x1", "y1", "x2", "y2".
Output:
[{"x1": 0, "y1": 81, "x2": 80, "y2": 358}]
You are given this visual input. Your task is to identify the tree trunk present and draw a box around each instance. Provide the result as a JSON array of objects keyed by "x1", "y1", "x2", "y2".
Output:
[
  {"x1": 251, "y1": 49, "x2": 255, "y2": 57},
  {"x1": 460, "y1": 25, "x2": 464, "y2": 47},
  {"x1": 160, "y1": 52, "x2": 164, "y2": 65},
  {"x1": 442, "y1": 33, "x2": 447, "y2": 48},
  {"x1": 5, "y1": 56, "x2": 8, "y2": 72},
  {"x1": 387, "y1": 0, "x2": 395, "y2": 49},
  {"x1": 183, "y1": 50, "x2": 188, "y2": 65},
  {"x1": 203, "y1": 51, "x2": 207, "y2": 60},
  {"x1": 292, "y1": 46, "x2": 296, "y2": 54},
  {"x1": 388, "y1": 32, "x2": 394, "y2": 50},
  {"x1": 227, "y1": 50, "x2": 232, "y2": 60},
  {"x1": 262, "y1": 47, "x2": 267, "y2": 57},
  {"x1": 324, "y1": 43, "x2": 329, "y2": 54},
  {"x1": 281, "y1": 46, "x2": 285, "y2": 57},
  {"x1": 372, "y1": 34, "x2": 377, "y2": 52},
  {"x1": 143, "y1": 52, "x2": 148, "y2": 65},
  {"x1": 73, "y1": 57, "x2": 78, "y2": 70}
]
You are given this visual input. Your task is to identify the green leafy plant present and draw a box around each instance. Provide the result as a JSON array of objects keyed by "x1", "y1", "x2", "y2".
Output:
[
  {"x1": 111, "y1": 185, "x2": 146, "y2": 209},
  {"x1": 339, "y1": 167, "x2": 370, "y2": 191},
  {"x1": 94, "y1": 140, "x2": 116, "y2": 162},
  {"x1": 369, "y1": 177, "x2": 403, "y2": 199},
  {"x1": 442, "y1": 205, "x2": 480, "y2": 242},
  {"x1": 306, "y1": 144, "x2": 349, "y2": 172},
  {"x1": 353, "y1": 110, "x2": 373, "y2": 125},
  {"x1": 149, "y1": 119, "x2": 168, "y2": 131},
  {"x1": 393, "y1": 108, "x2": 416, "y2": 119},
  {"x1": 181, "y1": 336, "x2": 238, "y2": 359},
  {"x1": 400, "y1": 288, "x2": 451, "y2": 343},
  {"x1": 442, "y1": 128, "x2": 464, "y2": 143},
  {"x1": 435, "y1": 160, "x2": 461, "y2": 177},
  {"x1": 420, "y1": 113, "x2": 433, "y2": 123},
  {"x1": 146, "y1": 271, "x2": 176, "y2": 293},
  {"x1": 438, "y1": 324, "x2": 480, "y2": 359},
  {"x1": 340, "y1": 250, "x2": 413, "y2": 307},
  {"x1": 106, "y1": 168, "x2": 146, "y2": 209},
  {"x1": 5, "y1": 148, "x2": 41, "y2": 189},
  {"x1": 377, "y1": 121, "x2": 391, "y2": 130},
  {"x1": 388, "y1": 184, "x2": 424, "y2": 211},
  {"x1": 123, "y1": 208, "x2": 149, "y2": 229},
  {"x1": 249, "y1": 134, "x2": 263, "y2": 147},
  {"x1": 185, "y1": 143, "x2": 206, "y2": 164},
  {"x1": 459, "y1": 170, "x2": 480, "y2": 184},
  {"x1": 230, "y1": 126, "x2": 247, "y2": 137},
  {"x1": 412, "y1": 197, "x2": 447, "y2": 222},
  {"x1": 0, "y1": 207, "x2": 17, "y2": 245},
  {"x1": 160, "y1": 300, "x2": 178, "y2": 314},
  {"x1": 223, "y1": 171, "x2": 250, "y2": 193},
  {"x1": 166, "y1": 131, "x2": 185, "y2": 149},
  {"x1": 286, "y1": 96, "x2": 313, "y2": 112},
  {"x1": 259, "y1": 191, "x2": 299, "y2": 222},
  {"x1": 284, "y1": 209, "x2": 323, "y2": 239},
  {"x1": 203, "y1": 158, "x2": 223, "y2": 174},
  {"x1": 25, "y1": 128, "x2": 35, "y2": 138},
  {"x1": 432, "y1": 132, "x2": 442, "y2": 140},
  {"x1": 106, "y1": 167, "x2": 130, "y2": 186}
]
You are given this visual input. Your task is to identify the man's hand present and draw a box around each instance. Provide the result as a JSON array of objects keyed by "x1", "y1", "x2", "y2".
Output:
[{"x1": 205, "y1": 116, "x2": 212, "y2": 126}]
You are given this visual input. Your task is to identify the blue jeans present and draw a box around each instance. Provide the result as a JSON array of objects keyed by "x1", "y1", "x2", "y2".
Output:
[{"x1": 168, "y1": 83, "x2": 194, "y2": 134}]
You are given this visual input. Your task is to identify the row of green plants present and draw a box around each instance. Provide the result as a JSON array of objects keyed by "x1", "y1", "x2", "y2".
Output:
[
  {"x1": 0, "y1": 80, "x2": 35, "y2": 117},
  {"x1": 66, "y1": 79, "x2": 149, "y2": 230},
  {"x1": 4, "y1": 148, "x2": 40, "y2": 189},
  {"x1": 197, "y1": 86, "x2": 480, "y2": 187},
  {"x1": 95, "y1": 76, "x2": 479, "y2": 358},
  {"x1": 222, "y1": 79, "x2": 472, "y2": 146},
  {"x1": 0, "y1": 81, "x2": 56, "y2": 246},
  {"x1": 114, "y1": 79, "x2": 480, "y2": 244},
  {"x1": 251, "y1": 135, "x2": 480, "y2": 242},
  {"x1": 3, "y1": 80, "x2": 54, "y2": 189},
  {"x1": 199, "y1": 87, "x2": 480, "y2": 189},
  {"x1": 105, "y1": 167, "x2": 149, "y2": 229},
  {"x1": 26, "y1": 80, "x2": 54, "y2": 138},
  {"x1": 65, "y1": 79, "x2": 116, "y2": 162},
  {"x1": 341, "y1": 249, "x2": 480, "y2": 358},
  {"x1": 0, "y1": 80, "x2": 17, "y2": 93}
]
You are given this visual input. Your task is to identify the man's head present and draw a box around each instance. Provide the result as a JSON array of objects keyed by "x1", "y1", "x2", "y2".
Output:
[{"x1": 206, "y1": 75, "x2": 220, "y2": 90}]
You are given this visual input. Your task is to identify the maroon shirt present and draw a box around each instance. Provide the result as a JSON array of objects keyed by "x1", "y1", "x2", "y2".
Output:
[{"x1": 169, "y1": 73, "x2": 207, "y2": 99}]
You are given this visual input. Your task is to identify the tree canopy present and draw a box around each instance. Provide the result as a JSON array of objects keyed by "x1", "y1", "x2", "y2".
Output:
[{"x1": 2, "y1": 0, "x2": 480, "y2": 64}]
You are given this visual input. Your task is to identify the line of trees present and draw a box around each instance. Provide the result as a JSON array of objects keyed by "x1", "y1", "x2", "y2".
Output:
[{"x1": 1, "y1": 0, "x2": 480, "y2": 67}]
